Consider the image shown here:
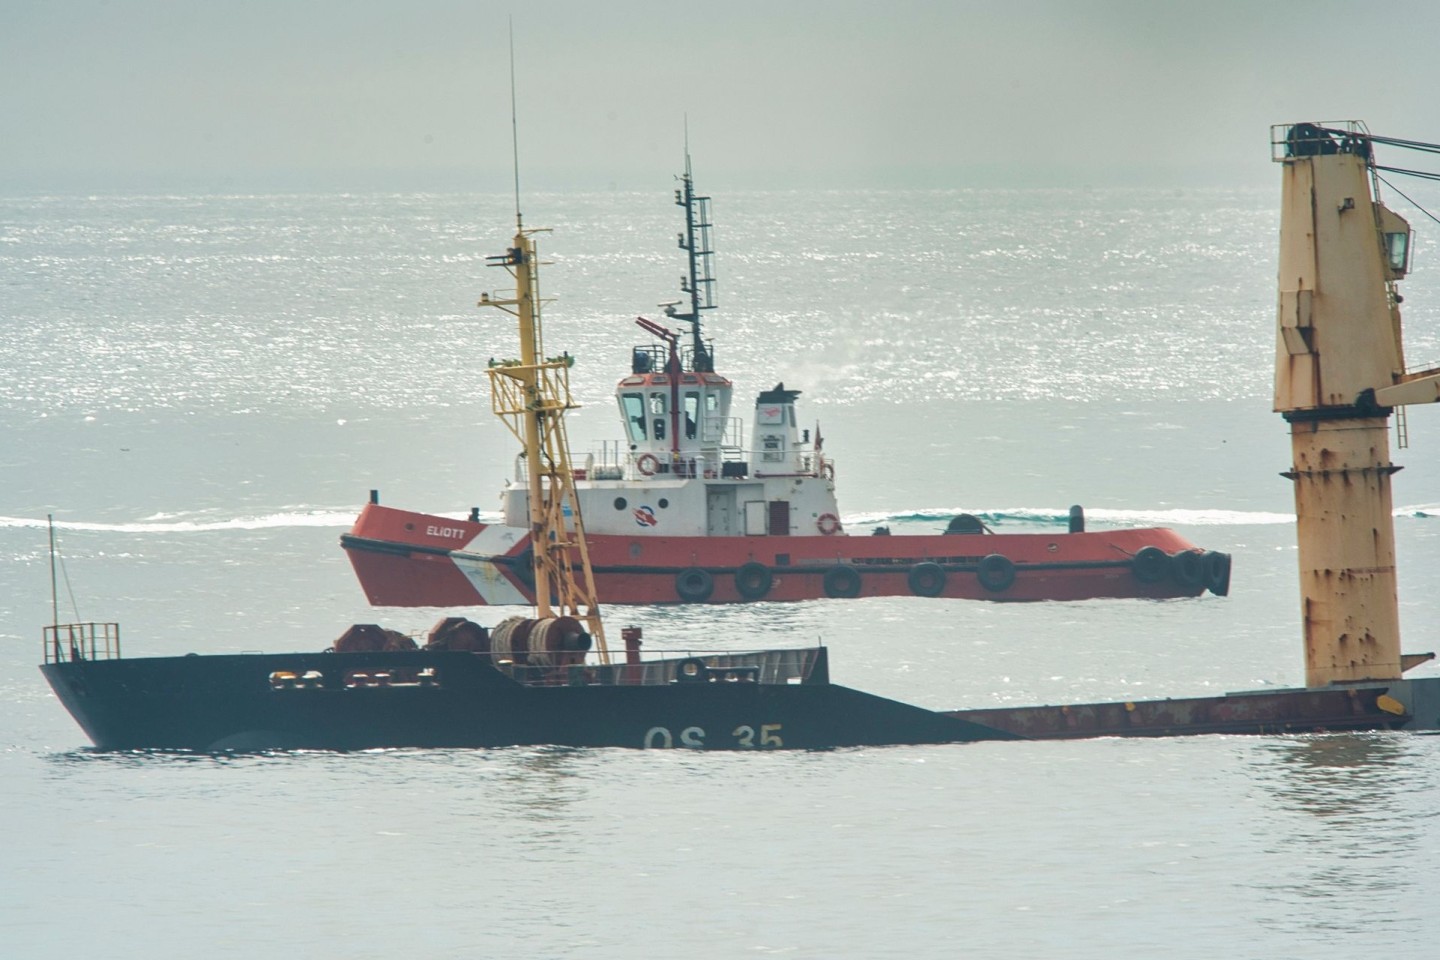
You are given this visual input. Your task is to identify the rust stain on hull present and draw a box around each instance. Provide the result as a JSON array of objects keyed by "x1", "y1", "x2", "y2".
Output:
[{"x1": 948, "y1": 686, "x2": 1407, "y2": 740}]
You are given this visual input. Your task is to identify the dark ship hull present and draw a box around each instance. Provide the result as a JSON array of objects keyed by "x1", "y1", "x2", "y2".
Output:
[
  {"x1": 43, "y1": 646, "x2": 1428, "y2": 752},
  {"x1": 40, "y1": 647, "x2": 1021, "y2": 752}
]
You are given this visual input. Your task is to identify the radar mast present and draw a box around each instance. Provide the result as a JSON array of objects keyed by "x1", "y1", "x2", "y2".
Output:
[{"x1": 665, "y1": 146, "x2": 717, "y2": 372}]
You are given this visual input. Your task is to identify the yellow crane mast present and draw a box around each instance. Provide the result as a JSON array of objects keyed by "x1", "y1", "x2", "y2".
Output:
[{"x1": 481, "y1": 224, "x2": 608, "y2": 661}]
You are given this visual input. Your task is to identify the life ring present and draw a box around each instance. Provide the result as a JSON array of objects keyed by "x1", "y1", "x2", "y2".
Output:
[
  {"x1": 1131, "y1": 546, "x2": 1170, "y2": 584},
  {"x1": 907, "y1": 562, "x2": 946, "y2": 597},
  {"x1": 816, "y1": 513, "x2": 841, "y2": 536},
  {"x1": 821, "y1": 462, "x2": 835, "y2": 480},
  {"x1": 822, "y1": 564, "x2": 862, "y2": 598},
  {"x1": 674, "y1": 567, "x2": 715, "y2": 602},
  {"x1": 976, "y1": 553, "x2": 1016, "y2": 593},
  {"x1": 1203, "y1": 550, "x2": 1232, "y2": 597},
  {"x1": 636, "y1": 453, "x2": 660, "y2": 477},
  {"x1": 734, "y1": 562, "x2": 773, "y2": 601},
  {"x1": 1170, "y1": 549, "x2": 1205, "y2": 590}
]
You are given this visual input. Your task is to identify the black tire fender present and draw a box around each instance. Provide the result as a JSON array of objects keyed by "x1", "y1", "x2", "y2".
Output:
[
  {"x1": 822, "y1": 564, "x2": 862, "y2": 599},
  {"x1": 907, "y1": 562, "x2": 947, "y2": 597},
  {"x1": 1132, "y1": 546, "x2": 1170, "y2": 584},
  {"x1": 1171, "y1": 550, "x2": 1205, "y2": 590},
  {"x1": 1203, "y1": 551, "x2": 1232, "y2": 596},
  {"x1": 976, "y1": 554, "x2": 1016, "y2": 593},
  {"x1": 675, "y1": 567, "x2": 715, "y2": 602},
  {"x1": 734, "y1": 561, "x2": 773, "y2": 601}
]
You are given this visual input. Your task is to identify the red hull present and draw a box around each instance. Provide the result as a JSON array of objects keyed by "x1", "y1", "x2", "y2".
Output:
[{"x1": 342, "y1": 504, "x2": 1229, "y2": 606}]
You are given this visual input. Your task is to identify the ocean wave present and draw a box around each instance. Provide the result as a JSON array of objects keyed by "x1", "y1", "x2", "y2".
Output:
[
  {"x1": 843, "y1": 507, "x2": 1299, "y2": 527},
  {"x1": 0, "y1": 503, "x2": 1430, "y2": 535},
  {"x1": 847, "y1": 504, "x2": 1440, "y2": 527},
  {"x1": 0, "y1": 510, "x2": 367, "y2": 533}
]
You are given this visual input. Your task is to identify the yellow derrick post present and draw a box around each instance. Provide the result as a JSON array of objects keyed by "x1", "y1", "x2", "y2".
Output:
[
  {"x1": 481, "y1": 226, "x2": 608, "y2": 661},
  {"x1": 1271, "y1": 121, "x2": 1440, "y2": 686}
]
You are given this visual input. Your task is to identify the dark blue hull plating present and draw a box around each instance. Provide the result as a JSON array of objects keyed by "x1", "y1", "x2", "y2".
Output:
[{"x1": 40, "y1": 649, "x2": 1020, "y2": 752}]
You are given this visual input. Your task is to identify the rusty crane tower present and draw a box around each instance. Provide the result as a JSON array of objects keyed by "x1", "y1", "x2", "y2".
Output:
[{"x1": 1272, "y1": 121, "x2": 1440, "y2": 687}]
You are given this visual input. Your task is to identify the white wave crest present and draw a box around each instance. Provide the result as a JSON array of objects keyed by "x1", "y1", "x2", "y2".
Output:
[
  {"x1": 1076, "y1": 507, "x2": 1296, "y2": 526},
  {"x1": 0, "y1": 510, "x2": 360, "y2": 533},
  {"x1": 842, "y1": 506, "x2": 1296, "y2": 527},
  {"x1": 846, "y1": 504, "x2": 1440, "y2": 527}
]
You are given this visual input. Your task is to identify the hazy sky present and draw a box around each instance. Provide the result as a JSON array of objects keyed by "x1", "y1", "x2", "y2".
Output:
[{"x1": 5, "y1": 0, "x2": 1440, "y2": 193}]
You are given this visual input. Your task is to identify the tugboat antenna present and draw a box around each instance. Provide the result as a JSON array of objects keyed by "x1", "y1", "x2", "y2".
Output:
[{"x1": 508, "y1": 17, "x2": 522, "y2": 230}]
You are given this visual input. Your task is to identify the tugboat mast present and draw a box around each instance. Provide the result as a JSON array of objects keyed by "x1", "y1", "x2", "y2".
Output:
[{"x1": 666, "y1": 148, "x2": 717, "y2": 372}]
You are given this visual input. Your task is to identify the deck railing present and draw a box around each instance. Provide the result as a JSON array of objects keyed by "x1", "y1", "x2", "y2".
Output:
[
  {"x1": 277, "y1": 647, "x2": 827, "y2": 692},
  {"x1": 43, "y1": 622, "x2": 122, "y2": 664},
  {"x1": 538, "y1": 647, "x2": 822, "y2": 687}
]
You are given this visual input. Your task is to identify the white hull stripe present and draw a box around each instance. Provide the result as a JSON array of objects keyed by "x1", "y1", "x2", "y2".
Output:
[
  {"x1": 453, "y1": 555, "x2": 531, "y2": 605},
  {"x1": 455, "y1": 524, "x2": 531, "y2": 604},
  {"x1": 460, "y1": 524, "x2": 528, "y2": 556}
]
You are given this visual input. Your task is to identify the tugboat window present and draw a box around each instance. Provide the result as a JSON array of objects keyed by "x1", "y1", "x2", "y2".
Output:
[
  {"x1": 650, "y1": 394, "x2": 668, "y2": 440},
  {"x1": 622, "y1": 393, "x2": 646, "y2": 442},
  {"x1": 684, "y1": 392, "x2": 700, "y2": 439}
]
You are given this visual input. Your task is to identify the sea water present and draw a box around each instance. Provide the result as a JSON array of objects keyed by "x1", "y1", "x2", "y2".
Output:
[{"x1": 3, "y1": 187, "x2": 1440, "y2": 958}]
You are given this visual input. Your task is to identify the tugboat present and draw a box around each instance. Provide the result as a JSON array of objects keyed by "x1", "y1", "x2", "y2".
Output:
[
  {"x1": 36, "y1": 211, "x2": 1019, "y2": 752},
  {"x1": 341, "y1": 157, "x2": 1231, "y2": 607}
]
